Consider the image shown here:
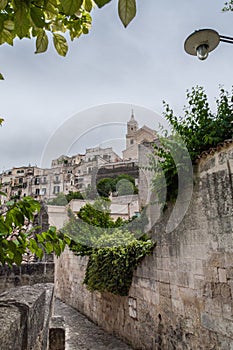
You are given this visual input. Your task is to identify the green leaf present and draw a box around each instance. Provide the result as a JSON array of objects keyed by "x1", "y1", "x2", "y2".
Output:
[
  {"x1": 4, "y1": 20, "x2": 15, "y2": 31},
  {"x1": 0, "y1": 29, "x2": 14, "y2": 45},
  {"x1": 53, "y1": 33, "x2": 68, "y2": 56},
  {"x1": 61, "y1": 0, "x2": 83, "y2": 15},
  {"x1": 0, "y1": 73, "x2": 4, "y2": 80},
  {"x1": 30, "y1": 6, "x2": 45, "y2": 28},
  {"x1": 36, "y1": 233, "x2": 45, "y2": 243},
  {"x1": 35, "y1": 30, "x2": 48, "y2": 53},
  {"x1": 14, "y1": 1, "x2": 31, "y2": 39},
  {"x1": 45, "y1": 241, "x2": 54, "y2": 253},
  {"x1": 94, "y1": 0, "x2": 111, "y2": 8},
  {"x1": 0, "y1": 0, "x2": 7, "y2": 10},
  {"x1": 118, "y1": 0, "x2": 136, "y2": 27},
  {"x1": 84, "y1": 0, "x2": 93, "y2": 12}
]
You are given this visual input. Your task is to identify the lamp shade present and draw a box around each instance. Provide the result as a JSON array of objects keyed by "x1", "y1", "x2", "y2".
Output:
[{"x1": 184, "y1": 29, "x2": 220, "y2": 57}]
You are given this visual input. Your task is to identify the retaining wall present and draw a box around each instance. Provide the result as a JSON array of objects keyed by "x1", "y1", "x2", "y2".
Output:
[
  {"x1": 0, "y1": 283, "x2": 54, "y2": 350},
  {"x1": 0, "y1": 262, "x2": 54, "y2": 293},
  {"x1": 55, "y1": 143, "x2": 233, "y2": 349}
]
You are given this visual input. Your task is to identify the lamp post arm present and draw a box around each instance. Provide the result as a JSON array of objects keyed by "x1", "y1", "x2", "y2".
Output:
[{"x1": 219, "y1": 35, "x2": 233, "y2": 44}]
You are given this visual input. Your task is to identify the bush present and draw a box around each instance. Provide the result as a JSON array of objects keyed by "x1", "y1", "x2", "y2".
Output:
[
  {"x1": 63, "y1": 199, "x2": 154, "y2": 295},
  {"x1": 152, "y1": 86, "x2": 233, "y2": 203}
]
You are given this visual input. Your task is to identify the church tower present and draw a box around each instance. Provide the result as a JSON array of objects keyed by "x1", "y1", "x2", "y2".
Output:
[{"x1": 126, "y1": 110, "x2": 139, "y2": 149}]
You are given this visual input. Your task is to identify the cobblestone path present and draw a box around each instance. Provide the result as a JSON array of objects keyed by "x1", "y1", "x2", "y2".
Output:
[{"x1": 54, "y1": 299, "x2": 133, "y2": 350}]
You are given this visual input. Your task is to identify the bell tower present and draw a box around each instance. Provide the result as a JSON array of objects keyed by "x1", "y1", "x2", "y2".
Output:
[{"x1": 126, "y1": 110, "x2": 138, "y2": 149}]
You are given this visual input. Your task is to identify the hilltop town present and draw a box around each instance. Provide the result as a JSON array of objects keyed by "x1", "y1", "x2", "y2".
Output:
[{"x1": 0, "y1": 113, "x2": 156, "y2": 204}]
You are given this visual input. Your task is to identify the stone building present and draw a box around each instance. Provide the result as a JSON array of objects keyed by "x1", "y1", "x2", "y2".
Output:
[
  {"x1": 0, "y1": 147, "x2": 122, "y2": 203},
  {"x1": 0, "y1": 113, "x2": 155, "y2": 203},
  {"x1": 74, "y1": 146, "x2": 122, "y2": 193},
  {"x1": 122, "y1": 111, "x2": 157, "y2": 161}
]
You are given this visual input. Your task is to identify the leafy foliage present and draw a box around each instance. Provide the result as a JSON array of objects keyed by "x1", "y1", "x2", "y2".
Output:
[
  {"x1": 83, "y1": 231, "x2": 155, "y2": 296},
  {"x1": 97, "y1": 174, "x2": 138, "y2": 197},
  {"x1": 163, "y1": 86, "x2": 233, "y2": 159},
  {"x1": 65, "y1": 190, "x2": 83, "y2": 202},
  {"x1": 0, "y1": 0, "x2": 137, "y2": 77},
  {"x1": 63, "y1": 199, "x2": 124, "y2": 253},
  {"x1": 63, "y1": 199, "x2": 154, "y2": 295},
  {"x1": 152, "y1": 86, "x2": 233, "y2": 203},
  {"x1": 0, "y1": 196, "x2": 70, "y2": 266},
  {"x1": 0, "y1": 0, "x2": 93, "y2": 58},
  {"x1": 223, "y1": 1, "x2": 233, "y2": 10},
  {"x1": 47, "y1": 190, "x2": 83, "y2": 205}
]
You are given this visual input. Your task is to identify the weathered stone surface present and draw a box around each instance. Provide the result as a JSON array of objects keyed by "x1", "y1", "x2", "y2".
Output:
[
  {"x1": 55, "y1": 143, "x2": 233, "y2": 349},
  {"x1": 0, "y1": 262, "x2": 54, "y2": 293},
  {"x1": 0, "y1": 283, "x2": 54, "y2": 350},
  {"x1": 49, "y1": 316, "x2": 65, "y2": 350},
  {"x1": 54, "y1": 298, "x2": 133, "y2": 350}
]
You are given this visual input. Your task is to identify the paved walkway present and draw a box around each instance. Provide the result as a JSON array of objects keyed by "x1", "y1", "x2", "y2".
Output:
[{"x1": 54, "y1": 299, "x2": 133, "y2": 350}]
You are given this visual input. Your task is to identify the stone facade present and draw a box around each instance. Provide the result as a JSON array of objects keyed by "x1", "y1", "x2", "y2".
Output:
[
  {"x1": 55, "y1": 142, "x2": 233, "y2": 349},
  {"x1": 0, "y1": 146, "x2": 122, "y2": 203},
  {"x1": 0, "y1": 283, "x2": 54, "y2": 350},
  {"x1": 122, "y1": 113, "x2": 156, "y2": 161}
]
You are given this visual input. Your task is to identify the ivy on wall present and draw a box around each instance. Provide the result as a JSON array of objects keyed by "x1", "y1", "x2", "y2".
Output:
[{"x1": 63, "y1": 200, "x2": 155, "y2": 296}]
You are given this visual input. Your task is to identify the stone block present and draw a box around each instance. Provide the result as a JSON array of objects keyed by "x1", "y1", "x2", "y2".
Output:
[
  {"x1": 159, "y1": 283, "x2": 171, "y2": 298},
  {"x1": 227, "y1": 267, "x2": 233, "y2": 280},
  {"x1": 204, "y1": 297, "x2": 221, "y2": 315},
  {"x1": 49, "y1": 316, "x2": 65, "y2": 350},
  {"x1": 157, "y1": 270, "x2": 170, "y2": 284},
  {"x1": 0, "y1": 283, "x2": 53, "y2": 350},
  {"x1": 0, "y1": 305, "x2": 22, "y2": 350},
  {"x1": 218, "y1": 268, "x2": 227, "y2": 283},
  {"x1": 171, "y1": 298, "x2": 184, "y2": 314},
  {"x1": 221, "y1": 283, "x2": 232, "y2": 299},
  {"x1": 222, "y1": 302, "x2": 233, "y2": 320}
]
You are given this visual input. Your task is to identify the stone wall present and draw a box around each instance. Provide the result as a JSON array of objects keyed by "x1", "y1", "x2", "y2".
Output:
[
  {"x1": 55, "y1": 143, "x2": 233, "y2": 349},
  {"x1": 47, "y1": 205, "x2": 68, "y2": 229},
  {"x1": 0, "y1": 262, "x2": 54, "y2": 293},
  {"x1": 0, "y1": 283, "x2": 54, "y2": 350}
]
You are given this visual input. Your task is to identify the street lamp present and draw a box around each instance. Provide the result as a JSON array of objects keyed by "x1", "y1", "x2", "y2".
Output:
[{"x1": 184, "y1": 28, "x2": 233, "y2": 60}]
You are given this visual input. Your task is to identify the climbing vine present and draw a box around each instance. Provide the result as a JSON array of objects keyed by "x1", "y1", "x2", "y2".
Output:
[{"x1": 63, "y1": 199, "x2": 155, "y2": 296}]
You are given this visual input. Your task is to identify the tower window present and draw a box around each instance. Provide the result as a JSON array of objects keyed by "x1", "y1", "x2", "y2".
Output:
[{"x1": 130, "y1": 139, "x2": 134, "y2": 144}]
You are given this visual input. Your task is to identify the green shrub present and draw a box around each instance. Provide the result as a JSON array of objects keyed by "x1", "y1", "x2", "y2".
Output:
[{"x1": 152, "y1": 86, "x2": 233, "y2": 203}]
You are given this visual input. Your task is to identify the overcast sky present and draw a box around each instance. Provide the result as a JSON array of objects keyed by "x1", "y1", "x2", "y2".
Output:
[{"x1": 0, "y1": 0, "x2": 233, "y2": 170}]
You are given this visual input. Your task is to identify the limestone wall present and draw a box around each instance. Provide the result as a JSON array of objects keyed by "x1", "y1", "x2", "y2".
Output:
[
  {"x1": 0, "y1": 262, "x2": 54, "y2": 293},
  {"x1": 0, "y1": 283, "x2": 54, "y2": 350},
  {"x1": 55, "y1": 143, "x2": 233, "y2": 349}
]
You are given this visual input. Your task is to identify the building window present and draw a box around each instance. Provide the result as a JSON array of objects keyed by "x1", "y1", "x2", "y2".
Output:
[
  {"x1": 41, "y1": 188, "x2": 46, "y2": 195},
  {"x1": 130, "y1": 139, "x2": 134, "y2": 145},
  {"x1": 53, "y1": 186, "x2": 60, "y2": 194},
  {"x1": 42, "y1": 176, "x2": 47, "y2": 183},
  {"x1": 35, "y1": 177, "x2": 40, "y2": 185},
  {"x1": 35, "y1": 188, "x2": 40, "y2": 195}
]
